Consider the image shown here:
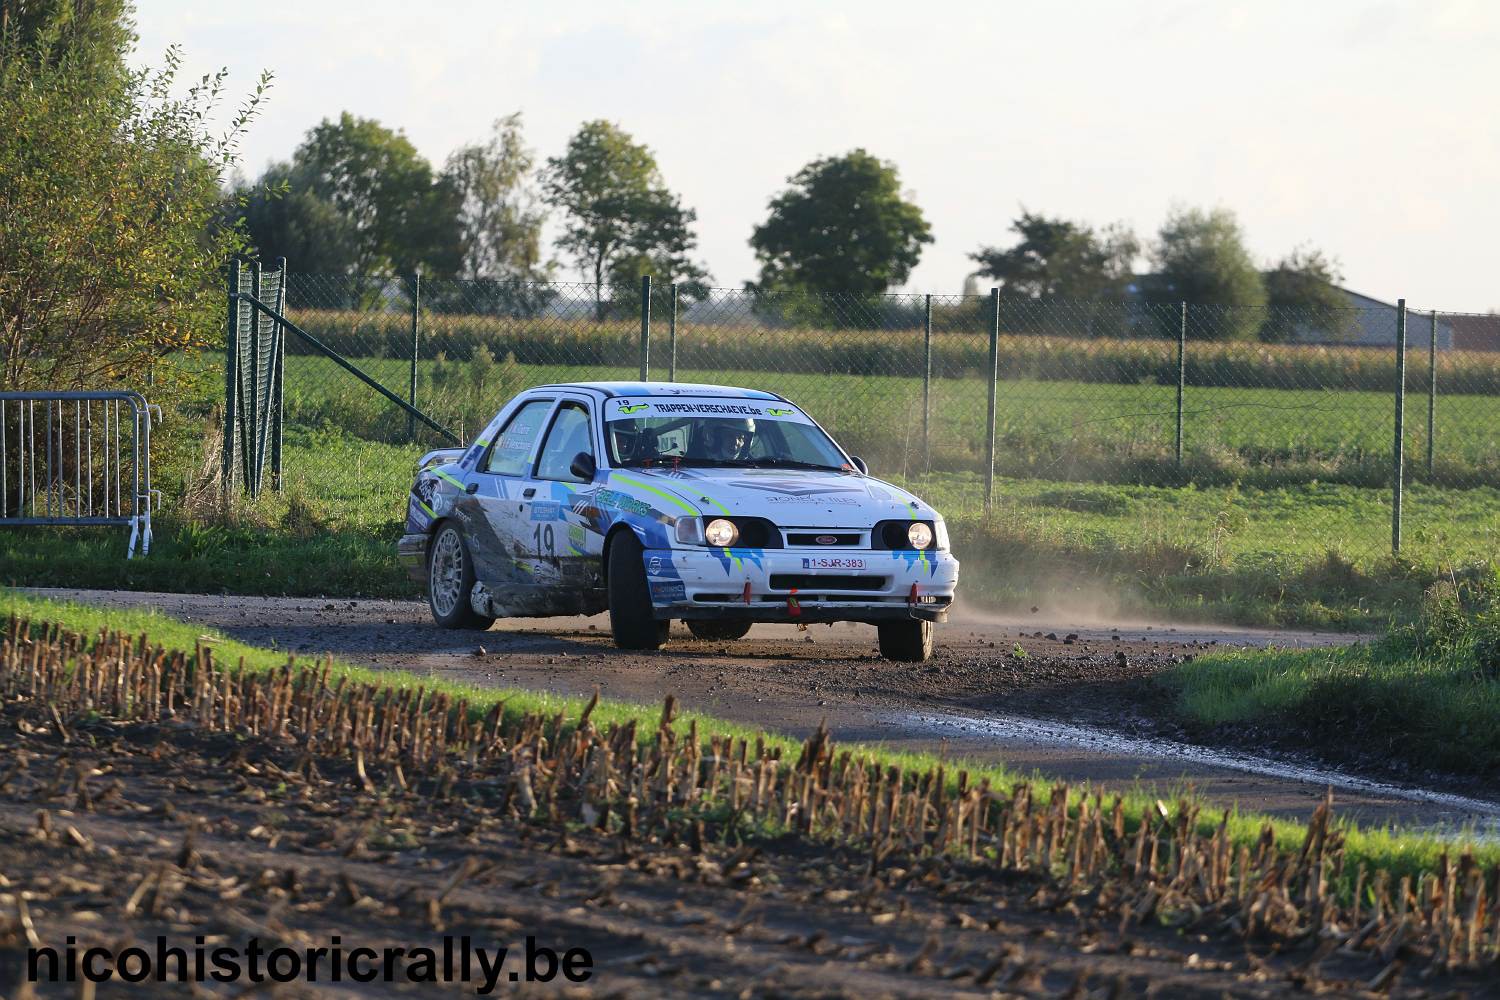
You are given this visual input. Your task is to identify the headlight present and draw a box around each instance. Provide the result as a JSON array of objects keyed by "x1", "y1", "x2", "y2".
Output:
[
  {"x1": 704, "y1": 518, "x2": 739, "y2": 547},
  {"x1": 907, "y1": 521, "x2": 933, "y2": 549},
  {"x1": 934, "y1": 519, "x2": 950, "y2": 551}
]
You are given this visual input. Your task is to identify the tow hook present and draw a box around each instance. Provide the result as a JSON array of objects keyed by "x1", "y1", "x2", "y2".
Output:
[
  {"x1": 742, "y1": 581, "x2": 752, "y2": 605},
  {"x1": 787, "y1": 587, "x2": 801, "y2": 618}
]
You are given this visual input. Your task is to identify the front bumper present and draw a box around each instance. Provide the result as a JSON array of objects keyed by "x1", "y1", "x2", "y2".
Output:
[{"x1": 643, "y1": 546, "x2": 959, "y2": 624}]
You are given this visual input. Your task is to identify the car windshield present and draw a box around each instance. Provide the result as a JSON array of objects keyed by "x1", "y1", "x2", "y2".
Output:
[{"x1": 604, "y1": 398, "x2": 849, "y2": 470}]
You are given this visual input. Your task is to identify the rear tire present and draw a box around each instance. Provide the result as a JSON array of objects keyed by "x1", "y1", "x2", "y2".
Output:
[
  {"x1": 878, "y1": 620, "x2": 933, "y2": 662},
  {"x1": 427, "y1": 523, "x2": 495, "y2": 630},
  {"x1": 687, "y1": 620, "x2": 753, "y2": 642},
  {"x1": 608, "y1": 532, "x2": 665, "y2": 650}
]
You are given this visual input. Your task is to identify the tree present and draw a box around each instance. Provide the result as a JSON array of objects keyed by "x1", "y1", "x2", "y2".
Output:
[
  {"x1": 234, "y1": 113, "x2": 460, "y2": 282},
  {"x1": 1260, "y1": 246, "x2": 1351, "y2": 342},
  {"x1": 0, "y1": 0, "x2": 133, "y2": 82},
  {"x1": 437, "y1": 113, "x2": 553, "y2": 316},
  {"x1": 749, "y1": 149, "x2": 932, "y2": 312},
  {"x1": 0, "y1": 1, "x2": 270, "y2": 392},
  {"x1": 1145, "y1": 206, "x2": 1266, "y2": 340},
  {"x1": 606, "y1": 248, "x2": 711, "y2": 319},
  {"x1": 444, "y1": 114, "x2": 548, "y2": 283},
  {"x1": 604, "y1": 189, "x2": 711, "y2": 315},
  {"x1": 542, "y1": 120, "x2": 707, "y2": 320},
  {"x1": 231, "y1": 161, "x2": 361, "y2": 278},
  {"x1": 970, "y1": 211, "x2": 1137, "y2": 303}
]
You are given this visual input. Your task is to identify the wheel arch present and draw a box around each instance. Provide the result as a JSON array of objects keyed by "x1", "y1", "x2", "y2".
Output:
[{"x1": 600, "y1": 522, "x2": 649, "y2": 579}]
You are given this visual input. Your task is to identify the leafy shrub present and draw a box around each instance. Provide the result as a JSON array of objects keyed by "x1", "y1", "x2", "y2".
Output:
[{"x1": 1380, "y1": 578, "x2": 1500, "y2": 680}]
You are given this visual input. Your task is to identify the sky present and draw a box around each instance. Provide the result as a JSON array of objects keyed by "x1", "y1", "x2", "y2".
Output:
[{"x1": 135, "y1": 0, "x2": 1500, "y2": 312}]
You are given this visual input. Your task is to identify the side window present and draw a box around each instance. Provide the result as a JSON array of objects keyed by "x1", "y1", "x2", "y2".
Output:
[
  {"x1": 534, "y1": 402, "x2": 594, "y2": 483},
  {"x1": 483, "y1": 399, "x2": 552, "y2": 476}
]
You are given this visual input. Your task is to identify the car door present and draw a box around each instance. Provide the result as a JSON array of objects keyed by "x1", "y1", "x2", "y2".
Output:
[
  {"x1": 524, "y1": 394, "x2": 606, "y2": 612},
  {"x1": 463, "y1": 395, "x2": 555, "y2": 613}
]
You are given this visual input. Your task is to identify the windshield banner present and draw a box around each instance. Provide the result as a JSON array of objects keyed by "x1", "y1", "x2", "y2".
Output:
[{"x1": 605, "y1": 397, "x2": 813, "y2": 424}]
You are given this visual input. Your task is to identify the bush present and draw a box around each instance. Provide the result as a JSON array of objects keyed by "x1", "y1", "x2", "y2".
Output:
[{"x1": 1379, "y1": 577, "x2": 1500, "y2": 680}]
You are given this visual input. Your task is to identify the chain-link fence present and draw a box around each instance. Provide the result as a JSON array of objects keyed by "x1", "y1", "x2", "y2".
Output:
[{"x1": 237, "y1": 270, "x2": 1500, "y2": 569}]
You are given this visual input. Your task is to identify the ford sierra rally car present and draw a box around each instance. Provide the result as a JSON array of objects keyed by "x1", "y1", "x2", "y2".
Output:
[{"x1": 398, "y1": 382, "x2": 959, "y2": 661}]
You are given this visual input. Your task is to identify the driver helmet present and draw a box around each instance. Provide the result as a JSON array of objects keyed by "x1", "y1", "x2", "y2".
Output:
[{"x1": 702, "y1": 417, "x2": 755, "y2": 460}]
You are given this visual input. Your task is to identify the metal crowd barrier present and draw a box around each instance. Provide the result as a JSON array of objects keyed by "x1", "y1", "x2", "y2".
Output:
[{"x1": 0, "y1": 391, "x2": 161, "y2": 558}]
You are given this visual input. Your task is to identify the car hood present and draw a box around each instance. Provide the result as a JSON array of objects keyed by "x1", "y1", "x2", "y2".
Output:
[{"x1": 610, "y1": 467, "x2": 938, "y2": 528}]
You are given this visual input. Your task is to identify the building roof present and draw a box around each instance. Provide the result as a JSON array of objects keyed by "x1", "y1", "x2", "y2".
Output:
[{"x1": 1447, "y1": 313, "x2": 1500, "y2": 351}]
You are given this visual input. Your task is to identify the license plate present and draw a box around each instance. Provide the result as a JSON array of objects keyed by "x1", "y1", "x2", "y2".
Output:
[{"x1": 801, "y1": 557, "x2": 866, "y2": 570}]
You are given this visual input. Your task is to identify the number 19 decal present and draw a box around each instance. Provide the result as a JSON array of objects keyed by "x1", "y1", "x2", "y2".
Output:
[{"x1": 533, "y1": 523, "x2": 557, "y2": 563}]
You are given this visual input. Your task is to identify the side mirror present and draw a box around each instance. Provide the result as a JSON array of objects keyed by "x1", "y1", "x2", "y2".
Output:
[
  {"x1": 569, "y1": 451, "x2": 597, "y2": 481},
  {"x1": 849, "y1": 455, "x2": 868, "y2": 475}
]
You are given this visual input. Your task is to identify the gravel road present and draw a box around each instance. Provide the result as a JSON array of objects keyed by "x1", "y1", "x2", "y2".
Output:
[{"x1": 28, "y1": 588, "x2": 1498, "y2": 837}]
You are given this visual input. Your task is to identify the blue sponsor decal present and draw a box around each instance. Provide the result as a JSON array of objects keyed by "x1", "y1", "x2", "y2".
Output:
[
  {"x1": 711, "y1": 547, "x2": 765, "y2": 574},
  {"x1": 650, "y1": 580, "x2": 687, "y2": 603},
  {"x1": 596, "y1": 488, "x2": 654, "y2": 517},
  {"x1": 531, "y1": 500, "x2": 562, "y2": 521},
  {"x1": 890, "y1": 549, "x2": 940, "y2": 577}
]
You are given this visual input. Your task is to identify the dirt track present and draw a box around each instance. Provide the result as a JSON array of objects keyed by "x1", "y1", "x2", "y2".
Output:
[
  {"x1": 29, "y1": 589, "x2": 1500, "y2": 836},
  {"x1": 6, "y1": 683, "x2": 1485, "y2": 998}
]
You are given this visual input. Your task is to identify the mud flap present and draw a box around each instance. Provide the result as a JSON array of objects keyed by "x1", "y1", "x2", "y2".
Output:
[{"x1": 471, "y1": 582, "x2": 494, "y2": 618}]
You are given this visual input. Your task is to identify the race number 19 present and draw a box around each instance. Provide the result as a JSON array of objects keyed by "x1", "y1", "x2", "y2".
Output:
[{"x1": 533, "y1": 523, "x2": 556, "y2": 562}]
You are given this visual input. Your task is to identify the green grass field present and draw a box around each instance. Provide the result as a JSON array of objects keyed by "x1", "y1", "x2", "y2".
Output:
[
  {"x1": 281, "y1": 354, "x2": 1500, "y2": 491},
  {"x1": 4, "y1": 348, "x2": 1494, "y2": 627},
  {"x1": 2, "y1": 424, "x2": 1489, "y2": 627}
]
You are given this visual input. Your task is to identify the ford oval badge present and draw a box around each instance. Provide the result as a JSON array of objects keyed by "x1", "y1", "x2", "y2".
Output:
[{"x1": 814, "y1": 534, "x2": 838, "y2": 545}]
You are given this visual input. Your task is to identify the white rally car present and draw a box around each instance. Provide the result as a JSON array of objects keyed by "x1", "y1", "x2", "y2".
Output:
[{"x1": 397, "y1": 382, "x2": 959, "y2": 661}]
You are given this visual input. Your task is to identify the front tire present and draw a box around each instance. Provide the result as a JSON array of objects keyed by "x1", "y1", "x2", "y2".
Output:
[
  {"x1": 608, "y1": 532, "x2": 665, "y2": 650},
  {"x1": 428, "y1": 523, "x2": 495, "y2": 630},
  {"x1": 878, "y1": 620, "x2": 934, "y2": 662},
  {"x1": 687, "y1": 620, "x2": 753, "y2": 642}
]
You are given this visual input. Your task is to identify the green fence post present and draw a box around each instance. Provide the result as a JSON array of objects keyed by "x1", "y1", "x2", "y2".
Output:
[
  {"x1": 922, "y1": 294, "x2": 933, "y2": 471},
  {"x1": 984, "y1": 288, "x2": 1000, "y2": 511},
  {"x1": 270, "y1": 257, "x2": 287, "y2": 491},
  {"x1": 1176, "y1": 302, "x2": 1186, "y2": 468},
  {"x1": 247, "y1": 258, "x2": 263, "y2": 496},
  {"x1": 1392, "y1": 298, "x2": 1407, "y2": 555},
  {"x1": 668, "y1": 282, "x2": 678, "y2": 382},
  {"x1": 1427, "y1": 309, "x2": 1437, "y2": 478},
  {"x1": 223, "y1": 260, "x2": 239, "y2": 497},
  {"x1": 639, "y1": 275, "x2": 652, "y2": 381},
  {"x1": 408, "y1": 271, "x2": 421, "y2": 441}
]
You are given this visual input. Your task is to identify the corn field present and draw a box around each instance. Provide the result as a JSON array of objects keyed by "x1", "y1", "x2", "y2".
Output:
[{"x1": 2, "y1": 615, "x2": 1498, "y2": 994}]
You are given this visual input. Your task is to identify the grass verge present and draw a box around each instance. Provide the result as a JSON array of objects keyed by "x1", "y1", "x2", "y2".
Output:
[
  {"x1": 1164, "y1": 580, "x2": 1500, "y2": 776},
  {"x1": 4, "y1": 587, "x2": 1495, "y2": 890},
  {"x1": 2, "y1": 469, "x2": 1487, "y2": 629}
]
